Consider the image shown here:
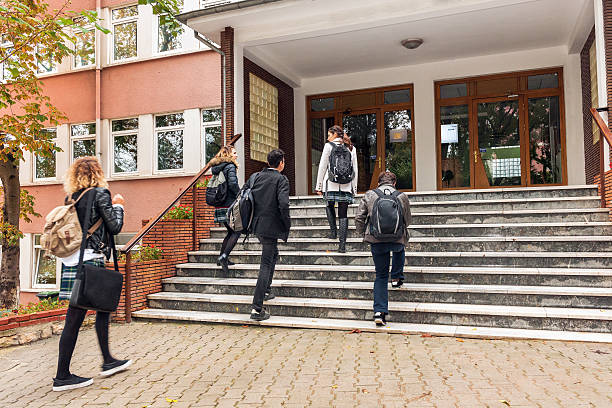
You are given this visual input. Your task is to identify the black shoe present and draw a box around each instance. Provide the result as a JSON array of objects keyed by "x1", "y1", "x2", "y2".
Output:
[
  {"x1": 218, "y1": 254, "x2": 229, "y2": 275},
  {"x1": 391, "y1": 279, "x2": 404, "y2": 288},
  {"x1": 374, "y1": 312, "x2": 387, "y2": 327},
  {"x1": 338, "y1": 218, "x2": 348, "y2": 253},
  {"x1": 250, "y1": 308, "x2": 270, "y2": 321},
  {"x1": 227, "y1": 259, "x2": 235, "y2": 266},
  {"x1": 264, "y1": 292, "x2": 275, "y2": 301},
  {"x1": 100, "y1": 359, "x2": 132, "y2": 377},
  {"x1": 52, "y1": 374, "x2": 93, "y2": 392},
  {"x1": 325, "y1": 206, "x2": 337, "y2": 239}
]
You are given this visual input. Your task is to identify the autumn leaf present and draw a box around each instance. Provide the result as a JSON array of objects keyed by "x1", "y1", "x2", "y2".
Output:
[
  {"x1": 331, "y1": 385, "x2": 338, "y2": 389},
  {"x1": 421, "y1": 333, "x2": 432, "y2": 338},
  {"x1": 349, "y1": 329, "x2": 362, "y2": 334},
  {"x1": 166, "y1": 397, "x2": 178, "y2": 403},
  {"x1": 457, "y1": 339, "x2": 464, "y2": 342},
  {"x1": 499, "y1": 400, "x2": 511, "y2": 406}
]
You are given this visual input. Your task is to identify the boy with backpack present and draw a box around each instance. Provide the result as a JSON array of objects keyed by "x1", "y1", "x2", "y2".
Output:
[{"x1": 354, "y1": 171, "x2": 411, "y2": 326}]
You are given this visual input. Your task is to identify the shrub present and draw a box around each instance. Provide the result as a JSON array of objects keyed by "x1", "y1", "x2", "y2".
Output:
[
  {"x1": 164, "y1": 204, "x2": 193, "y2": 220},
  {"x1": 1, "y1": 297, "x2": 69, "y2": 317},
  {"x1": 119, "y1": 244, "x2": 164, "y2": 263}
]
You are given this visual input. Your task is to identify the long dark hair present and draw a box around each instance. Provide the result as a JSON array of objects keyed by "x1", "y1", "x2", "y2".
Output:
[{"x1": 328, "y1": 125, "x2": 353, "y2": 151}]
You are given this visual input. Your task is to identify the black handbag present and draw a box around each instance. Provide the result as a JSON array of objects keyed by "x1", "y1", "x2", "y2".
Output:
[{"x1": 69, "y1": 189, "x2": 123, "y2": 312}]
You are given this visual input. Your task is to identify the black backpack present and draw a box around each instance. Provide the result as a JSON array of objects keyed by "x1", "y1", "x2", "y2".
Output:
[
  {"x1": 327, "y1": 142, "x2": 353, "y2": 184},
  {"x1": 228, "y1": 172, "x2": 259, "y2": 235},
  {"x1": 369, "y1": 189, "x2": 405, "y2": 241},
  {"x1": 206, "y1": 168, "x2": 228, "y2": 207}
]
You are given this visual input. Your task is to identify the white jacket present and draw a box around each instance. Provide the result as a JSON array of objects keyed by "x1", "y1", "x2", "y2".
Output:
[{"x1": 315, "y1": 138, "x2": 358, "y2": 194}]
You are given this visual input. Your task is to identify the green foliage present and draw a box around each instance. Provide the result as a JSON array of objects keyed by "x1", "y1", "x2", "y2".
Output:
[
  {"x1": 164, "y1": 204, "x2": 193, "y2": 220},
  {"x1": 120, "y1": 244, "x2": 164, "y2": 263},
  {"x1": 0, "y1": 297, "x2": 68, "y2": 317}
]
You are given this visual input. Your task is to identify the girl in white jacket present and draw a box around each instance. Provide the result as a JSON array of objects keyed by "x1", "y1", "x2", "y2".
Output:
[{"x1": 315, "y1": 125, "x2": 358, "y2": 253}]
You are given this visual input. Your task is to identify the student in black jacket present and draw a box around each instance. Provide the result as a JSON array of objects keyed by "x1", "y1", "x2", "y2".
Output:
[
  {"x1": 248, "y1": 149, "x2": 291, "y2": 321},
  {"x1": 210, "y1": 145, "x2": 241, "y2": 273}
]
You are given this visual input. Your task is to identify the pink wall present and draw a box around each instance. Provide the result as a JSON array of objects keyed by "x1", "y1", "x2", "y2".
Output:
[
  {"x1": 23, "y1": 176, "x2": 193, "y2": 234},
  {"x1": 40, "y1": 70, "x2": 97, "y2": 124}
]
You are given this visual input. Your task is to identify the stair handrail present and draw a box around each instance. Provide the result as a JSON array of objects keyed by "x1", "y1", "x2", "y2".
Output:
[
  {"x1": 590, "y1": 108, "x2": 612, "y2": 208},
  {"x1": 119, "y1": 133, "x2": 242, "y2": 323}
]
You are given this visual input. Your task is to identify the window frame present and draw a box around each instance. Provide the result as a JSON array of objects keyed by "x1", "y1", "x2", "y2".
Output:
[
  {"x1": 73, "y1": 20, "x2": 96, "y2": 69},
  {"x1": 32, "y1": 234, "x2": 60, "y2": 290},
  {"x1": 111, "y1": 117, "x2": 139, "y2": 177},
  {"x1": 33, "y1": 128, "x2": 58, "y2": 182},
  {"x1": 154, "y1": 11, "x2": 186, "y2": 55},
  {"x1": 201, "y1": 107, "x2": 222, "y2": 166},
  {"x1": 0, "y1": 37, "x2": 15, "y2": 83},
  {"x1": 154, "y1": 112, "x2": 185, "y2": 173},
  {"x1": 35, "y1": 44, "x2": 57, "y2": 76},
  {"x1": 111, "y1": 4, "x2": 139, "y2": 63},
  {"x1": 70, "y1": 122, "x2": 97, "y2": 162}
]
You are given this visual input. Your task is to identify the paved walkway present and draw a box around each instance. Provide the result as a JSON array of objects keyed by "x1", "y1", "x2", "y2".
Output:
[{"x1": 1, "y1": 321, "x2": 611, "y2": 407}]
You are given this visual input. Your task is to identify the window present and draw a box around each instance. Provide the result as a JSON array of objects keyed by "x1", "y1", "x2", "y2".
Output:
[
  {"x1": 112, "y1": 5, "x2": 138, "y2": 61},
  {"x1": 202, "y1": 109, "x2": 222, "y2": 164},
  {"x1": 0, "y1": 36, "x2": 15, "y2": 82},
  {"x1": 157, "y1": 12, "x2": 184, "y2": 53},
  {"x1": 33, "y1": 235, "x2": 59, "y2": 288},
  {"x1": 34, "y1": 128, "x2": 57, "y2": 180},
  {"x1": 112, "y1": 118, "x2": 138, "y2": 174},
  {"x1": 71, "y1": 123, "x2": 96, "y2": 160},
  {"x1": 249, "y1": 73, "x2": 278, "y2": 162},
  {"x1": 74, "y1": 19, "x2": 95, "y2": 68},
  {"x1": 36, "y1": 44, "x2": 56, "y2": 74},
  {"x1": 156, "y1": 113, "x2": 184, "y2": 171}
]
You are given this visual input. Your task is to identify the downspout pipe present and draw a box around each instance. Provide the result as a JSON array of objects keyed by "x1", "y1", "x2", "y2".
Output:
[{"x1": 194, "y1": 30, "x2": 227, "y2": 142}]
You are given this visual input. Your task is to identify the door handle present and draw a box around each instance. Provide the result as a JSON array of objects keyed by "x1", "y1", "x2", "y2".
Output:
[{"x1": 474, "y1": 150, "x2": 478, "y2": 164}]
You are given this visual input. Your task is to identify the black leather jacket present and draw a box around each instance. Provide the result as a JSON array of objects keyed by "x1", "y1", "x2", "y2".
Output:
[{"x1": 68, "y1": 187, "x2": 124, "y2": 259}]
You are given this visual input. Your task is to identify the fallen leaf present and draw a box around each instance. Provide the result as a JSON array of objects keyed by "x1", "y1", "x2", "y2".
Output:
[
  {"x1": 499, "y1": 400, "x2": 511, "y2": 406},
  {"x1": 349, "y1": 329, "x2": 362, "y2": 334},
  {"x1": 331, "y1": 385, "x2": 338, "y2": 389},
  {"x1": 421, "y1": 333, "x2": 432, "y2": 338},
  {"x1": 369, "y1": 351, "x2": 374, "y2": 353},
  {"x1": 593, "y1": 349, "x2": 610, "y2": 355},
  {"x1": 406, "y1": 391, "x2": 431, "y2": 403},
  {"x1": 241, "y1": 325, "x2": 249, "y2": 328},
  {"x1": 456, "y1": 339, "x2": 464, "y2": 342},
  {"x1": 235, "y1": 307, "x2": 239, "y2": 312},
  {"x1": 471, "y1": 328, "x2": 478, "y2": 331},
  {"x1": 166, "y1": 397, "x2": 178, "y2": 403},
  {"x1": 362, "y1": 389, "x2": 369, "y2": 394},
  {"x1": 100, "y1": 386, "x2": 110, "y2": 390}
]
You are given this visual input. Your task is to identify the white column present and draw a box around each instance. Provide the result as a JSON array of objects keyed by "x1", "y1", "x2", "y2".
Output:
[
  {"x1": 234, "y1": 44, "x2": 246, "y2": 184},
  {"x1": 139, "y1": 114, "x2": 154, "y2": 176},
  {"x1": 56, "y1": 124, "x2": 70, "y2": 181},
  {"x1": 184, "y1": 108, "x2": 202, "y2": 174}
]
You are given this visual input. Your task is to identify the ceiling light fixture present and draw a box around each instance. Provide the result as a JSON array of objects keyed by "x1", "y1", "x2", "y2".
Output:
[{"x1": 401, "y1": 38, "x2": 423, "y2": 50}]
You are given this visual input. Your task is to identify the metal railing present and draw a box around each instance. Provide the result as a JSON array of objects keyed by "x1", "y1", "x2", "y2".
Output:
[
  {"x1": 119, "y1": 133, "x2": 242, "y2": 322},
  {"x1": 589, "y1": 107, "x2": 612, "y2": 208}
]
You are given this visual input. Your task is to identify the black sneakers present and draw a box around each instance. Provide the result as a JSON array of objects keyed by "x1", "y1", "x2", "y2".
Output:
[
  {"x1": 250, "y1": 308, "x2": 270, "y2": 321},
  {"x1": 374, "y1": 312, "x2": 387, "y2": 327},
  {"x1": 264, "y1": 292, "x2": 275, "y2": 301},
  {"x1": 52, "y1": 374, "x2": 93, "y2": 392},
  {"x1": 100, "y1": 359, "x2": 133, "y2": 378},
  {"x1": 391, "y1": 279, "x2": 404, "y2": 288}
]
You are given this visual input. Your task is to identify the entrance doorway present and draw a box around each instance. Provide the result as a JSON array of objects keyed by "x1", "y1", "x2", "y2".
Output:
[
  {"x1": 308, "y1": 85, "x2": 415, "y2": 193},
  {"x1": 436, "y1": 68, "x2": 567, "y2": 189}
]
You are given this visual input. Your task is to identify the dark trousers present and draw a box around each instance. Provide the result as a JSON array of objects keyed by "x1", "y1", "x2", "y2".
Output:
[
  {"x1": 56, "y1": 306, "x2": 113, "y2": 379},
  {"x1": 251, "y1": 236, "x2": 279, "y2": 312},
  {"x1": 220, "y1": 222, "x2": 240, "y2": 256},
  {"x1": 327, "y1": 201, "x2": 349, "y2": 218},
  {"x1": 371, "y1": 243, "x2": 406, "y2": 314}
]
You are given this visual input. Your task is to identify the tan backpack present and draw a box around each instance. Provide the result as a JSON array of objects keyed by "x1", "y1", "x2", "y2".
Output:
[{"x1": 40, "y1": 188, "x2": 102, "y2": 258}]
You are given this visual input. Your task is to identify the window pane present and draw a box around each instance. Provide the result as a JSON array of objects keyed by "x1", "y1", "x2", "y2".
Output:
[
  {"x1": 310, "y1": 97, "x2": 334, "y2": 112},
  {"x1": 529, "y1": 96, "x2": 562, "y2": 184},
  {"x1": 158, "y1": 16, "x2": 183, "y2": 52},
  {"x1": 440, "y1": 105, "x2": 470, "y2": 188},
  {"x1": 36, "y1": 52, "x2": 55, "y2": 74},
  {"x1": 74, "y1": 29, "x2": 95, "y2": 68},
  {"x1": 36, "y1": 152, "x2": 56, "y2": 179},
  {"x1": 156, "y1": 113, "x2": 184, "y2": 127},
  {"x1": 440, "y1": 83, "x2": 468, "y2": 98},
  {"x1": 310, "y1": 117, "x2": 335, "y2": 193},
  {"x1": 114, "y1": 21, "x2": 137, "y2": 60},
  {"x1": 114, "y1": 134, "x2": 138, "y2": 173},
  {"x1": 112, "y1": 118, "x2": 138, "y2": 132},
  {"x1": 73, "y1": 139, "x2": 96, "y2": 159},
  {"x1": 528, "y1": 73, "x2": 559, "y2": 90},
  {"x1": 204, "y1": 126, "x2": 222, "y2": 164},
  {"x1": 158, "y1": 130, "x2": 183, "y2": 170},
  {"x1": 384, "y1": 110, "x2": 413, "y2": 190},
  {"x1": 202, "y1": 109, "x2": 221, "y2": 123},
  {"x1": 384, "y1": 89, "x2": 411, "y2": 104},
  {"x1": 343, "y1": 113, "x2": 377, "y2": 192},
  {"x1": 35, "y1": 249, "x2": 57, "y2": 285},
  {"x1": 112, "y1": 6, "x2": 138, "y2": 20},
  {"x1": 71, "y1": 123, "x2": 95, "y2": 137}
]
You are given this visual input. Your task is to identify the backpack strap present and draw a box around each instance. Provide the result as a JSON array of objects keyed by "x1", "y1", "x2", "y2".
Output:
[{"x1": 373, "y1": 189, "x2": 384, "y2": 198}]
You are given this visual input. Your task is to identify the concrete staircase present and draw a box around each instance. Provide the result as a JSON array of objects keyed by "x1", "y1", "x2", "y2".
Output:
[{"x1": 134, "y1": 185, "x2": 612, "y2": 342}]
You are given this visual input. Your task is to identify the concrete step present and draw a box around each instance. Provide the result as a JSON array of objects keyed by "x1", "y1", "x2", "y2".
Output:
[
  {"x1": 132, "y1": 309, "x2": 612, "y2": 343},
  {"x1": 209, "y1": 222, "x2": 612, "y2": 239},
  {"x1": 288, "y1": 185, "x2": 598, "y2": 206},
  {"x1": 188, "y1": 250, "x2": 612, "y2": 268},
  {"x1": 290, "y1": 196, "x2": 603, "y2": 217},
  {"x1": 285, "y1": 209, "x2": 611, "y2": 226},
  {"x1": 176, "y1": 263, "x2": 612, "y2": 287},
  {"x1": 145, "y1": 292, "x2": 612, "y2": 333},
  {"x1": 160, "y1": 277, "x2": 612, "y2": 308},
  {"x1": 199, "y1": 236, "x2": 612, "y2": 253}
]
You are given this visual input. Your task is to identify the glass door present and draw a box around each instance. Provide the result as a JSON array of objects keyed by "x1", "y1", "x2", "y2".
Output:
[
  {"x1": 384, "y1": 109, "x2": 414, "y2": 190},
  {"x1": 473, "y1": 97, "x2": 523, "y2": 188},
  {"x1": 342, "y1": 111, "x2": 381, "y2": 192}
]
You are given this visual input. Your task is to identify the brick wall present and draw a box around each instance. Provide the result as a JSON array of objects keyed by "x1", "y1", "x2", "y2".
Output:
[
  {"x1": 221, "y1": 27, "x2": 235, "y2": 144},
  {"x1": 594, "y1": 170, "x2": 612, "y2": 221},
  {"x1": 243, "y1": 58, "x2": 295, "y2": 194},
  {"x1": 582, "y1": 27, "x2": 598, "y2": 184}
]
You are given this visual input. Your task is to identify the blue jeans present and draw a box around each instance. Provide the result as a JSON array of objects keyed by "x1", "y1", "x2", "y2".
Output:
[{"x1": 371, "y1": 243, "x2": 405, "y2": 314}]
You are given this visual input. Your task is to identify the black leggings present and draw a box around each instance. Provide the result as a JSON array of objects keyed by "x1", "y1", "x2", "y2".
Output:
[
  {"x1": 220, "y1": 222, "x2": 240, "y2": 256},
  {"x1": 327, "y1": 201, "x2": 349, "y2": 219},
  {"x1": 56, "y1": 307, "x2": 114, "y2": 379}
]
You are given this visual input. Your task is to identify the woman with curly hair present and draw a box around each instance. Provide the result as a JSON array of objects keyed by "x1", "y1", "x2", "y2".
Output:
[{"x1": 53, "y1": 157, "x2": 131, "y2": 392}]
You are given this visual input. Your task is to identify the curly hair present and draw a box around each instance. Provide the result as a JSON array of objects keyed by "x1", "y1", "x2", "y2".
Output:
[{"x1": 63, "y1": 156, "x2": 108, "y2": 194}]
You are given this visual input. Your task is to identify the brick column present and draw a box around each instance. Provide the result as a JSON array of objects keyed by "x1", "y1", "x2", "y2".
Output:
[{"x1": 220, "y1": 27, "x2": 235, "y2": 144}]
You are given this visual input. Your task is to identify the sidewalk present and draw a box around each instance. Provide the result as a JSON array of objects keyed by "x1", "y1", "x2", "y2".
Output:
[{"x1": 1, "y1": 321, "x2": 610, "y2": 407}]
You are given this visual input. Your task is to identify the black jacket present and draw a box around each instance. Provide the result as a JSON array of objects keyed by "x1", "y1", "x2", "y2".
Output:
[
  {"x1": 249, "y1": 168, "x2": 291, "y2": 241},
  {"x1": 69, "y1": 187, "x2": 124, "y2": 259},
  {"x1": 210, "y1": 156, "x2": 240, "y2": 208}
]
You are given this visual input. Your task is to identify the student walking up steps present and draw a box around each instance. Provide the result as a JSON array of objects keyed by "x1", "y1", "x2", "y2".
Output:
[
  {"x1": 248, "y1": 149, "x2": 291, "y2": 321},
  {"x1": 315, "y1": 125, "x2": 358, "y2": 253}
]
